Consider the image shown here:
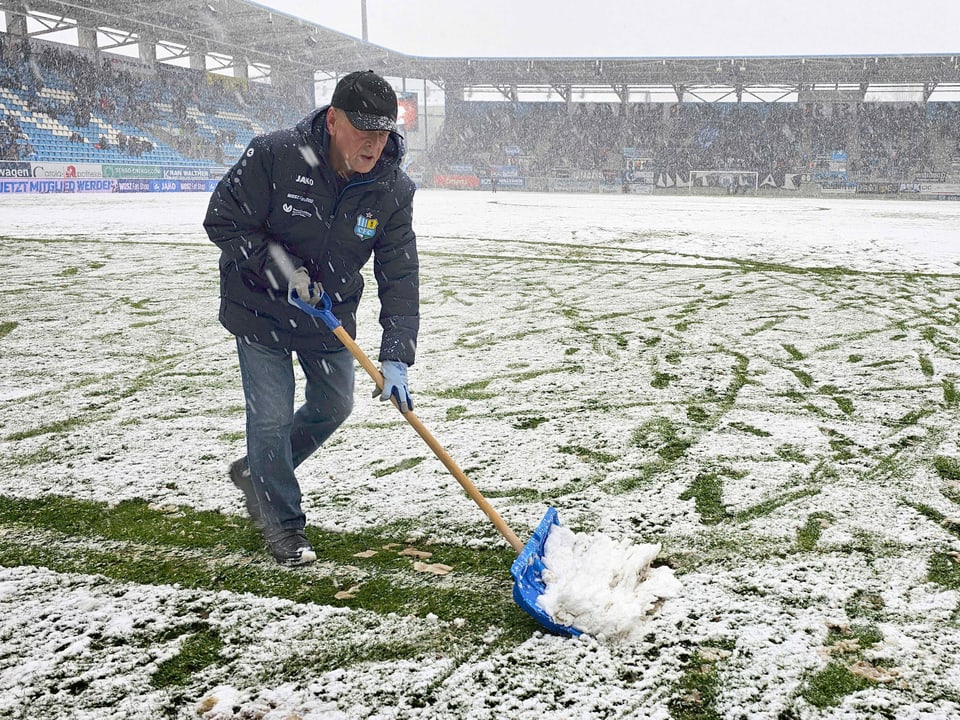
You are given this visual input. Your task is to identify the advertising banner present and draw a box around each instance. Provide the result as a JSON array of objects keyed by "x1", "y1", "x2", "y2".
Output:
[
  {"x1": 397, "y1": 92, "x2": 418, "y2": 132},
  {"x1": 102, "y1": 164, "x2": 162, "y2": 179},
  {"x1": 821, "y1": 181, "x2": 858, "y2": 194},
  {"x1": 856, "y1": 182, "x2": 900, "y2": 195},
  {"x1": 491, "y1": 165, "x2": 520, "y2": 178},
  {"x1": 547, "y1": 177, "x2": 595, "y2": 192},
  {"x1": 623, "y1": 169, "x2": 655, "y2": 185},
  {"x1": 0, "y1": 178, "x2": 113, "y2": 193},
  {"x1": 162, "y1": 167, "x2": 211, "y2": 180},
  {"x1": 480, "y1": 177, "x2": 524, "y2": 189},
  {"x1": 115, "y1": 179, "x2": 151, "y2": 193},
  {"x1": 919, "y1": 183, "x2": 960, "y2": 197},
  {"x1": 31, "y1": 162, "x2": 104, "y2": 178},
  {"x1": 145, "y1": 179, "x2": 218, "y2": 192},
  {"x1": 0, "y1": 162, "x2": 32, "y2": 179},
  {"x1": 433, "y1": 174, "x2": 480, "y2": 189}
]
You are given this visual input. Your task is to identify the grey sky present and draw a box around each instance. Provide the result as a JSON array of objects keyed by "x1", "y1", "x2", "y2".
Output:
[{"x1": 256, "y1": 0, "x2": 960, "y2": 58}]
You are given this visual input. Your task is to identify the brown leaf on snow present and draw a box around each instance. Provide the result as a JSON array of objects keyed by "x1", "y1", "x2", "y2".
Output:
[
  {"x1": 353, "y1": 549, "x2": 378, "y2": 558},
  {"x1": 335, "y1": 584, "x2": 362, "y2": 600},
  {"x1": 850, "y1": 660, "x2": 899, "y2": 683},
  {"x1": 826, "y1": 639, "x2": 861, "y2": 654},
  {"x1": 398, "y1": 547, "x2": 433, "y2": 559},
  {"x1": 413, "y1": 561, "x2": 453, "y2": 576},
  {"x1": 825, "y1": 620, "x2": 850, "y2": 634},
  {"x1": 699, "y1": 647, "x2": 732, "y2": 662}
]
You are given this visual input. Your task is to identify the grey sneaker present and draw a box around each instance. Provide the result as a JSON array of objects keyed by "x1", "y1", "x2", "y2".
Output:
[
  {"x1": 229, "y1": 458, "x2": 263, "y2": 528},
  {"x1": 264, "y1": 529, "x2": 317, "y2": 567}
]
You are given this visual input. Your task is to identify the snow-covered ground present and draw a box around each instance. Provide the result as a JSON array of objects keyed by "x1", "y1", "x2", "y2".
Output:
[{"x1": 1, "y1": 190, "x2": 959, "y2": 718}]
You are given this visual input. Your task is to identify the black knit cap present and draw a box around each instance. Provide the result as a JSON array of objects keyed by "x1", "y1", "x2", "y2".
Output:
[{"x1": 331, "y1": 70, "x2": 398, "y2": 132}]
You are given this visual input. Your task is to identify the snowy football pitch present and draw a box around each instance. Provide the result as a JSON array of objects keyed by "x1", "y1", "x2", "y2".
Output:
[{"x1": 1, "y1": 190, "x2": 959, "y2": 718}]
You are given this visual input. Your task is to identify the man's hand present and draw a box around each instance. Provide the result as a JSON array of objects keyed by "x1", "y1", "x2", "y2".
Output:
[
  {"x1": 288, "y1": 267, "x2": 321, "y2": 306},
  {"x1": 374, "y1": 360, "x2": 413, "y2": 413}
]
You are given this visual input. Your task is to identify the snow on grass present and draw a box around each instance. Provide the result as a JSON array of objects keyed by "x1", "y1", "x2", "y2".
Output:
[{"x1": 0, "y1": 191, "x2": 959, "y2": 718}]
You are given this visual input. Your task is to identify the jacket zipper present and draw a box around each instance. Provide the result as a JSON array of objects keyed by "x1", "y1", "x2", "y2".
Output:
[{"x1": 329, "y1": 176, "x2": 377, "y2": 222}]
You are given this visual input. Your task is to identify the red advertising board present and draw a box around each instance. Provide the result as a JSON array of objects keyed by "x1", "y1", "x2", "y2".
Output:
[
  {"x1": 433, "y1": 174, "x2": 480, "y2": 189},
  {"x1": 397, "y1": 92, "x2": 418, "y2": 132}
]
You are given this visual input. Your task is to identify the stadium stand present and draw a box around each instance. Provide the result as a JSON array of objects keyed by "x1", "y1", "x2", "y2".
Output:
[
  {"x1": 0, "y1": 32, "x2": 300, "y2": 168},
  {"x1": 425, "y1": 99, "x2": 960, "y2": 191},
  {"x1": 1, "y1": 4, "x2": 959, "y2": 198}
]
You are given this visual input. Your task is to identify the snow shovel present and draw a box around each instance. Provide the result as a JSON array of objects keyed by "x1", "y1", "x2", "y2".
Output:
[{"x1": 289, "y1": 290, "x2": 580, "y2": 637}]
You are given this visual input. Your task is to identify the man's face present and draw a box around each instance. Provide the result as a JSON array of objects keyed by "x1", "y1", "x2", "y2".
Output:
[{"x1": 327, "y1": 108, "x2": 390, "y2": 177}]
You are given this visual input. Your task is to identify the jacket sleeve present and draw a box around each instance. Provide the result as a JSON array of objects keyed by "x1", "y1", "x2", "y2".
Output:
[
  {"x1": 373, "y1": 177, "x2": 419, "y2": 366},
  {"x1": 203, "y1": 135, "x2": 289, "y2": 295}
]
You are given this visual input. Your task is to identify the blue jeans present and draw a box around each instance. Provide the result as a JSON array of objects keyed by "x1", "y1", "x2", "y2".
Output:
[{"x1": 235, "y1": 337, "x2": 354, "y2": 532}]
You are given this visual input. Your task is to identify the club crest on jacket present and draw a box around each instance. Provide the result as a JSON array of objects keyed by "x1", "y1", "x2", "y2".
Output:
[{"x1": 354, "y1": 212, "x2": 378, "y2": 240}]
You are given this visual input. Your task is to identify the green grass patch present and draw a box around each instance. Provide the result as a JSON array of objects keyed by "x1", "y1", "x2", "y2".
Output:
[
  {"x1": 445, "y1": 405, "x2": 468, "y2": 421},
  {"x1": 513, "y1": 415, "x2": 548, "y2": 430},
  {"x1": 651, "y1": 371, "x2": 676, "y2": 389},
  {"x1": 667, "y1": 641, "x2": 734, "y2": 720},
  {"x1": 790, "y1": 368, "x2": 814, "y2": 388},
  {"x1": 776, "y1": 444, "x2": 810, "y2": 463},
  {"x1": 734, "y1": 488, "x2": 821, "y2": 523},
  {"x1": 372, "y1": 457, "x2": 425, "y2": 477},
  {"x1": 558, "y1": 444, "x2": 618, "y2": 464},
  {"x1": 928, "y1": 552, "x2": 960, "y2": 590},
  {"x1": 0, "y1": 321, "x2": 16, "y2": 340},
  {"x1": 919, "y1": 354, "x2": 935, "y2": 378},
  {"x1": 831, "y1": 624, "x2": 883, "y2": 650},
  {"x1": 727, "y1": 421, "x2": 771, "y2": 437},
  {"x1": 833, "y1": 396, "x2": 855, "y2": 416},
  {"x1": 679, "y1": 472, "x2": 727, "y2": 525},
  {"x1": 797, "y1": 513, "x2": 833, "y2": 551},
  {"x1": 944, "y1": 379, "x2": 958, "y2": 406},
  {"x1": 150, "y1": 624, "x2": 223, "y2": 689},
  {"x1": 783, "y1": 344, "x2": 805, "y2": 360},
  {"x1": 800, "y1": 661, "x2": 875, "y2": 709},
  {"x1": 0, "y1": 494, "x2": 537, "y2": 642},
  {"x1": 435, "y1": 380, "x2": 494, "y2": 401},
  {"x1": 821, "y1": 427, "x2": 857, "y2": 461},
  {"x1": 632, "y1": 417, "x2": 691, "y2": 463},
  {"x1": 844, "y1": 589, "x2": 886, "y2": 622},
  {"x1": 934, "y1": 456, "x2": 960, "y2": 481},
  {"x1": 5, "y1": 415, "x2": 90, "y2": 441},
  {"x1": 686, "y1": 404, "x2": 709, "y2": 424},
  {"x1": 894, "y1": 408, "x2": 931, "y2": 427}
]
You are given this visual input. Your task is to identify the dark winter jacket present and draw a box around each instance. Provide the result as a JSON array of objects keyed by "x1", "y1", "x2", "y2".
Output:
[{"x1": 203, "y1": 107, "x2": 418, "y2": 365}]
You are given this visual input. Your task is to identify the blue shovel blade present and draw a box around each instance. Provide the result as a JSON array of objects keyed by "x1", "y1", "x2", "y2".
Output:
[{"x1": 509, "y1": 507, "x2": 582, "y2": 637}]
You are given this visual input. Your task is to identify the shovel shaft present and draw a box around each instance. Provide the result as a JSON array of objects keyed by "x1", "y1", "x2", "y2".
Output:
[{"x1": 332, "y1": 325, "x2": 525, "y2": 553}]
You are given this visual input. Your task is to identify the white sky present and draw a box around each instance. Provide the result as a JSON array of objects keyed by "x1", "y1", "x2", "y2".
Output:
[{"x1": 256, "y1": 0, "x2": 960, "y2": 58}]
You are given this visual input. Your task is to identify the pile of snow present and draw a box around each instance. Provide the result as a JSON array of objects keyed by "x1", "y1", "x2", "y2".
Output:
[{"x1": 537, "y1": 525, "x2": 682, "y2": 641}]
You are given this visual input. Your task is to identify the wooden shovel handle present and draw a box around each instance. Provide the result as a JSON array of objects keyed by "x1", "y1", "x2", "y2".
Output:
[{"x1": 332, "y1": 325, "x2": 524, "y2": 553}]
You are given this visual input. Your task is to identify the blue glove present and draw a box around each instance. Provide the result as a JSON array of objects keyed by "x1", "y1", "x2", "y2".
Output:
[{"x1": 375, "y1": 360, "x2": 413, "y2": 413}]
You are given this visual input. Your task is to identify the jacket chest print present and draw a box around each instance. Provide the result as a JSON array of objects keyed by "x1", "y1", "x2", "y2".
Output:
[{"x1": 283, "y1": 188, "x2": 319, "y2": 220}]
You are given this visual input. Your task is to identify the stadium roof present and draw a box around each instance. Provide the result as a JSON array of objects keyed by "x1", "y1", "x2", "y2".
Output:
[{"x1": 4, "y1": 0, "x2": 960, "y2": 101}]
